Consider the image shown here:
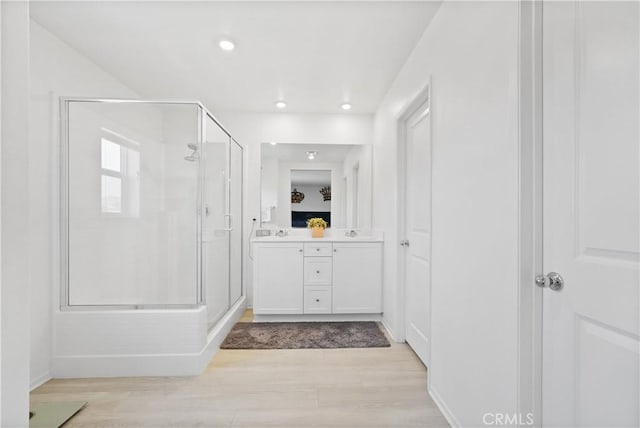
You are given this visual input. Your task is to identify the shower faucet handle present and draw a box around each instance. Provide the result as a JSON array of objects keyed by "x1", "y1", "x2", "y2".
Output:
[{"x1": 223, "y1": 214, "x2": 233, "y2": 231}]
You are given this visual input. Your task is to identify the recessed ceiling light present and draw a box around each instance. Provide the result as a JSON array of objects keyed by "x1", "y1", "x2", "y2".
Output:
[
  {"x1": 306, "y1": 151, "x2": 317, "y2": 160},
  {"x1": 269, "y1": 141, "x2": 277, "y2": 146},
  {"x1": 219, "y1": 39, "x2": 235, "y2": 51},
  {"x1": 275, "y1": 101, "x2": 287, "y2": 109},
  {"x1": 341, "y1": 102, "x2": 352, "y2": 111}
]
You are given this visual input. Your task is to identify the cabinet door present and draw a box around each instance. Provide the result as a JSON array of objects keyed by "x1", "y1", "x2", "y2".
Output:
[
  {"x1": 332, "y1": 243, "x2": 382, "y2": 313},
  {"x1": 253, "y1": 244, "x2": 303, "y2": 314}
]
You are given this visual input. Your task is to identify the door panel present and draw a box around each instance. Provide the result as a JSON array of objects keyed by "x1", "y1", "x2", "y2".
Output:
[
  {"x1": 332, "y1": 243, "x2": 382, "y2": 314},
  {"x1": 230, "y1": 140, "x2": 243, "y2": 306},
  {"x1": 253, "y1": 244, "x2": 303, "y2": 314},
  {"x1": 542, "y1": 2, "x2": 639, "y2": 426},
  {"x1": 404, "y1": 99, "x2": 432, "y2": 367},
  {"x1": 202, "y1": 115, "x2": 230, "y2": 328}
]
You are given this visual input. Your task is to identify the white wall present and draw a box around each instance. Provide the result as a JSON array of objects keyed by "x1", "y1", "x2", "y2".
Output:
[
  {"x1": 29, "y1": 21, "x2": 148, "y2": 388},
  {"x1": 1, "y1": 2, "x2": 31, "y2": 425},
  {"x1": 216, "y1": 112, "x2": 373, "y2": 306},
  {"x1": 343, "y1": 145, "x2": 372, "y2": 229},
  {"x1": 260, "y1": 156, "x2": 279, "y2": 225},
  {"x1": 372, "y1": 2, "x2": 520, "y2": 426}
]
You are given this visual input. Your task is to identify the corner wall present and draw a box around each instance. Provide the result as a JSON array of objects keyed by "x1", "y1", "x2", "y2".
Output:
[
  {"x1": 29, "y1": 20, "x2": 146, "y2": 389},
  {"x1": 372, "y1": 2, "x2": 521, "y2": 425}
]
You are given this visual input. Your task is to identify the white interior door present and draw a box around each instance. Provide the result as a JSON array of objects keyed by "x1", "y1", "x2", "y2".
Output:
[
  {"x1": 542, "y1": 2, "x2": 639, "y2": 426},
  {"x1": 403, "y1": 98, "x2": 432, "y2": 367}
]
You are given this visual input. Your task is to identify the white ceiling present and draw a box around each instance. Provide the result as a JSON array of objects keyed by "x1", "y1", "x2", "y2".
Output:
[
  {"x1": 262, "y1": 142, "x2": 355, "y2": 162},
  {"x1": 30, "y1": 1, "x2": 440, "y2": 114}
]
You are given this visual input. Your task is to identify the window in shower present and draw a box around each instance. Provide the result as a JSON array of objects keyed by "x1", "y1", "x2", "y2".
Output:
[{"x1": 100, "y1": 132, "x2": 140, "y2": 217}]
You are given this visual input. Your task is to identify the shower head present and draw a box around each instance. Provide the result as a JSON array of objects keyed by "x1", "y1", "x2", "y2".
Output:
[{"x1": 185, "y1": 142, "x2": 199, "y2": 162}]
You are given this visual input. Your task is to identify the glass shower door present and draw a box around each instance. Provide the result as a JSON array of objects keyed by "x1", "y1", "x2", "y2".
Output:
[
  {"x1": 202, "y1": 112, "x2": 230, "y2": 327},
  {"x1": 229, "y1": 140, "x2": 243, "y2": 305}
]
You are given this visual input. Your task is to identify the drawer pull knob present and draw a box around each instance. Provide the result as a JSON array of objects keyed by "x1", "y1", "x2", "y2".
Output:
[
  {"x1": 299, "y1": 249, "x2": 303, "y2": 252},
  {"x1": 316, "y1": 270, "x2": 320, "y2": 274},
  {"x1": 316, "y1": 248, "x2": 320, "y2": 251},
  {"x1": 315, "y1": 299, "x2": 320, "y2": 302}
]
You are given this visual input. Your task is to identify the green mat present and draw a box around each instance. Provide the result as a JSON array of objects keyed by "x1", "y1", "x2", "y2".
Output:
[{"x1": 30, "y1": 401, "x2": 86, "y2": 428}]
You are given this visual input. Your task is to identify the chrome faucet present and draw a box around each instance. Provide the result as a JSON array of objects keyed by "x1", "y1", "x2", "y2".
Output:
[
  {"x1": 345, "y1": 229, "x2": 358, "y2": 237},
  {"x1": 276, "y1": 229, "x2": 287, "y2": 237}
]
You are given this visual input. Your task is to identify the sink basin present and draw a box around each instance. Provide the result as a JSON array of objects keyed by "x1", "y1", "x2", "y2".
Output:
[{"x1": 333, "y1": 235, "x2": 378, "y2": 241}]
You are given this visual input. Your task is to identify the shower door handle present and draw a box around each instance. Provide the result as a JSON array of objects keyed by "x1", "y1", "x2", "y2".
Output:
[{"x1": 223, "y1": 214, "x2": 233, "y2": 231}]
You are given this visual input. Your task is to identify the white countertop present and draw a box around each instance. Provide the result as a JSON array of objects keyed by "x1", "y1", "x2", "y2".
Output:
[{"x1": 251, "y1": 229, "x2": 384, "y2": 243}]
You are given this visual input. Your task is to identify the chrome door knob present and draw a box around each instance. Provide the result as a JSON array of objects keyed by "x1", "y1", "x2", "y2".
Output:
[
  {"x1": 535, "y1": 272, "x2": 564, "y2": 291},
  {"x1": 400, "y1": 240, "x2": 410, "y2": 247}
]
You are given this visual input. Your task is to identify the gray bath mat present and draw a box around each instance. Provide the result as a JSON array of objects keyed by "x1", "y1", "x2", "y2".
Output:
[{"x1": 221, "y1": 321, "x2": 390, "y2": 349}]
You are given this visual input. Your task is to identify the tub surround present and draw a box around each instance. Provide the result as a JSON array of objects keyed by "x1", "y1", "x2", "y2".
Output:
[{"x1": 53, "y1": 297, "x2": 246, "y2": 378}]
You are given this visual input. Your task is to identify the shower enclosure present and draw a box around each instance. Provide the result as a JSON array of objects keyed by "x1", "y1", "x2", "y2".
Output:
[{"x1": 55, "y1": 99, "x2": 244, "y2": 377}]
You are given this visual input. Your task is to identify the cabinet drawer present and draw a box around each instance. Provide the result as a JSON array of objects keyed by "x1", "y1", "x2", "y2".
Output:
[
  {"x1": 304, "y1": 286, "x2": 332, "y2": 314},
  {"x1": 304, "y1": 243, "x2": 333, "y2": 257},
  {"x1": 304, "y1": 257, "x2": 332, "y2": 285}
]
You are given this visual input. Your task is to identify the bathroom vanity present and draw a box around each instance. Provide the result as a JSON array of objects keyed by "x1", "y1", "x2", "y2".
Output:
[{"x1": 252, "y1": 234, "x2": 383, "y2": 318}]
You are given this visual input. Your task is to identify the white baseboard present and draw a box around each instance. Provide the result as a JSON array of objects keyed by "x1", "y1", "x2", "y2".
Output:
[
  {"x1": 205, "y1": 296, "x2": 246, "y2": 354},
  {"x1": 30, "y1": 372, "x2": 52, "y2": 391},
  {"x1": 380, "y1": 319, "x2": 402, "y2": 343},
  {"x1": 252, "y1": 313, "x2": 382, "y2": 323},
  {"x1": 429, "y1": 384, "x2": 460, "y2": 428},
  {"x1": 53, "y1": 297, "x2": 246, "y2": 378}
]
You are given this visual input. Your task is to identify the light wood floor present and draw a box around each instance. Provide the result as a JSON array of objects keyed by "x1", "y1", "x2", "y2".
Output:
[{"x1": 31, "y1": 310, "x2": 449, "y2": 427}]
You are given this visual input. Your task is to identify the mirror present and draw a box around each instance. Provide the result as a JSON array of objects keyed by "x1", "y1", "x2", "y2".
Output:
[{"x1": 261, "y1": 143, "x2": 372, "y2": 229}]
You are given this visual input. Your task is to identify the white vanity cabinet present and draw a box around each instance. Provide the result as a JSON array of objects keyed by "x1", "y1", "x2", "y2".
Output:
[
  {"x1": 253, "y1": 238, "x2": 382, "y2": 316},
  {"x1": 253, "y1": 243, "x2": 304, "y2": 314}
]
